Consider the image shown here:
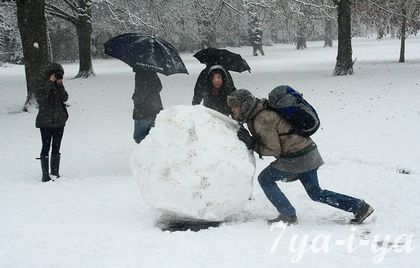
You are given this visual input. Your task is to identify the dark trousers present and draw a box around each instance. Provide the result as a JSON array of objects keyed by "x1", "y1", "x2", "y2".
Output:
[
  {"x1": 258, "y1": 166, "x2": 363, "y2": 217},
  {"x1": 253, "y1": 44, "x2": 264, "y2": 55},
  {"x1": 40, "y1": 127, "x2": 64, "y2": 156}
]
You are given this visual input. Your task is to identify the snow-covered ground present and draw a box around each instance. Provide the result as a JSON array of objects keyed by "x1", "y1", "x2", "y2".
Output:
[{"x1": 1, "y1": 37, "x2": 420, "y2": 267}]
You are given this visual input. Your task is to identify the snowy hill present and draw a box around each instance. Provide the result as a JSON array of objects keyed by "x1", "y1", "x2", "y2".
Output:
[{"x1": 0, "y1": 37, "x2": 419, "y2": 267}]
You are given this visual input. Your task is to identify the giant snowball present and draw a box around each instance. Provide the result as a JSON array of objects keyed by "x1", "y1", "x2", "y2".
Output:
[{"x1": 130, "y1": 105, "x2": 256, "y2": 222}]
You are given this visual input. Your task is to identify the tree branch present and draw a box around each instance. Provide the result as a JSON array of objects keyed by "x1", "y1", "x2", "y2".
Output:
[
  {"x1": 45, "y1": 4, "x2": 78, "y2": 24},
  {"x1": 220, "y1": 0, "x2": 244, "y2": 14},
  {"x1": 291, "y1": 0, "x2": 335, "y2": 19},
  {"x1": 103, "y1": 0, "x2": 154, "y2": 29},
  {"x1": 366, "y1": 0, "x2": 420, "y2": 24},
  {"x1": 62, "y1": 0, "x2": 78, "y2": 11}
]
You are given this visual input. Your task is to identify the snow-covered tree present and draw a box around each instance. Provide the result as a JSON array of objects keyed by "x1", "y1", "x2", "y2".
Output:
[
  {"x1": 0, "y1": 2, "x2": 23, "y2": 64},
  {"x1": 48, "y1": 17, "x2": 79, "y2": 61},
  {"x1": 365, "y1": 0, "x2": 420, "y2": 62},
  {"x1": 269, "y1": 0, "x2": 335, "y2": 49},
  {"x1": 45, "y1": 0, "x2": 95, "y2": 78},
  {"x1": 98, "y1": 0, "x2": 201, "y2": 51},
  {"x1": 191, "y1": 0, "x2": 243, "y2": 48}
]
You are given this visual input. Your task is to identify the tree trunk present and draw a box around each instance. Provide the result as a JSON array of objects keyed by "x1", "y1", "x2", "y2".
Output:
[
  {"x1": 399, "y1": 9, "x2": 406, "y2": 63},
  {"x1": 377, "y1": 27, "x2": 385, "y2": 40},
  {"x1": 324, "y1": 18, "x2": 333, "y2": 47},
  {"x1": 333, "y1": 0, "x2": 353, "y2": 76},
  {"x1": 296, "y1": 36, "x2": 307, "y2": 50},
  {"x1": 16, "y1": 0, "x2": 52, "y2": 111},
  {"x1": 296, "y1": 26, "x2": 307, "y2": 50},
  {"x1": 75, "y1": 19, "x2": 95, "y2": 78}
]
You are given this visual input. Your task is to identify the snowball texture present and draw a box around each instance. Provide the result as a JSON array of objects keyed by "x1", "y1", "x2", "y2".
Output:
[{"x1": 131, "y1": 105, "x2": 256, "y2": 221}]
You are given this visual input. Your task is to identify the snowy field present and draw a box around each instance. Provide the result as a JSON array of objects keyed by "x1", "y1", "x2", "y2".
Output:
[{"x1": 1, "y1": 37, "x2": 420, "y2": 267}]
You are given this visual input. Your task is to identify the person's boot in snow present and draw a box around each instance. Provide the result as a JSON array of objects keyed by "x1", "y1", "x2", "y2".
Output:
[
  {"x1": 50, "y1": 153, "x2": 61, "y2": 178},
  {"x1": 40, "y1": 155, "x2": 52, "y2": 182},
  {"x1": 350, "y1": 201, "x2": 374, "y2": 224},
  {"x1": 267, "y1": 214, "x2": 298, "y2": 225}
]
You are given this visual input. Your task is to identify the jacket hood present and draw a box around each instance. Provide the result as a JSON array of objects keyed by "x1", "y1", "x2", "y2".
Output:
[
  {"x1": 247, "y1": 98, "x2": 267, "y2": 122},
  {"x1": 46, "y1": 62, "x2": 64, "y2": 78},
  {"x1": 207, "y1": 64, "x2": 231, "y2": 88},
  {"x1": 227, "y1": 89, "x2": 259, "y2": 124},
  {"x1": 207, "y1": 64, "x2": 228, "y2": 77}
]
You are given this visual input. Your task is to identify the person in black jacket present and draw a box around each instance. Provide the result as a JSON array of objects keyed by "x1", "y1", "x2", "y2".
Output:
[
  {"x1": 192, "y1": 65, "x2": 236, "y2": 116},
  {"x1": 35, "y1": 63, "x2": 69, "y2": 182},
  {"x1": 132, "y1": 67, "x2": 163, "y2": 144}
]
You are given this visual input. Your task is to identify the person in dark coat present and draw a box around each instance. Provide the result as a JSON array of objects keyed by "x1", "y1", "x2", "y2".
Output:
[
  {"x1": 227, "y1": 89, "x2": 374, "y2": 225},
  {"x1": 192, "y1": 65, "x2": 236, "y2": 116},
  {"x1": 132, "y1": 67, "x2": 163, "y2": 143},
  {"x1": 36, "y1": 62, "x2": 69, "y2": 182},
  {"x1": 248, "y1": 17, "x2": 264, "y2": 56},
  {"x1": 251, "y1": 34, "x2": 264, "y2": 56}
]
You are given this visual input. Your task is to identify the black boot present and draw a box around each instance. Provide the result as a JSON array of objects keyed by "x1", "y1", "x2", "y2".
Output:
[
  {"x1": 267, "y1": 214, "x2": 298, "y2": 225},
  {"x1": 40, "y1": 155, "x2": 52, "y2": 182},
  {"x1": 350, "y1": 201, "x2": 374, "y2": 224},
  {"x1": 50, "y1": 153, "x2": 61, "y2": 178}
]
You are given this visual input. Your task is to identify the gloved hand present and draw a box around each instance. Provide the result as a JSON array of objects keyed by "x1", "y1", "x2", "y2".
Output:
[{"x1": 237, "y1": 126, "x2": 256, "y2": 150}]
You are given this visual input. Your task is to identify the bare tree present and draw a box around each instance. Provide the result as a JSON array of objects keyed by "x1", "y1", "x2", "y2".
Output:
[
  {"x1": 192, "y1": 0, "x2": 243, "y2": 48},
  {"x1": 354, "y1": 0, "x2": 420, "y2": 62},
  {"x1": 380, "y1": 0, "x2": 419, "y2": 62},
  {"x1": 277, "y1": 0, "x2": 335, "y2": 49},
  {"x1": 333, "y1": 0, "x2": 353, "y2": 75}
]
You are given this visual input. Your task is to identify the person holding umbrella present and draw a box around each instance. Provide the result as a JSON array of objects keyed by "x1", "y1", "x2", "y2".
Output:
[
  {"x1": 104, "y1": 33, "x2": 188, "y2": 143},
  {"x1": 192, "y1": 64, "x2": 236, "y2": 116},
  {"x1": 132, "y1": 67, "x2": 163, "y2": 143},
  {"x1": 192, "y1": 48, "x2": 251, "y2": 116}
]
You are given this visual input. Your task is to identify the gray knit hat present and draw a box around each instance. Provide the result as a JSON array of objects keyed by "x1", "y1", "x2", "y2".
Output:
[{"x1": 227, "y1": 89, "x2": 257, "y2": 123}]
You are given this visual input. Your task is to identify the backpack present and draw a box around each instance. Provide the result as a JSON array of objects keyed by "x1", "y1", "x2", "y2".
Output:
[{"x1": 267, "y1": 85, "x2": 320, "y2": 137}]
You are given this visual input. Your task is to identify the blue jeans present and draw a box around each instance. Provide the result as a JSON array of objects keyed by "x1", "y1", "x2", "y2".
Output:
[
  {"x1": 257, "y1": 165, "x2": 363, "y2": 218},
  {"x1": 133, "y1": 119, "x2": 154, "y2": 144}
]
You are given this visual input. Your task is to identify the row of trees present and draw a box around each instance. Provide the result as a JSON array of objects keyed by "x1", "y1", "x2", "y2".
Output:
[
  {"x1": 0, "y1": 0, "x2": 419, "y2": 110},
  {"x1": 354, "y1": 0, "x2": 420, "y2": 62}
]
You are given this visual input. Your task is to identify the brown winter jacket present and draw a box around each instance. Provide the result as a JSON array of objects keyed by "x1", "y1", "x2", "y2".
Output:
[{"x1": 246, "y1": 99, "x2": 324, "y2": 173}]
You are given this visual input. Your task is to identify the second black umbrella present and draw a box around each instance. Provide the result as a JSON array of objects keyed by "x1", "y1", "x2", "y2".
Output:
[{"x1": 193, "y1": 47, "x2": 251, "y2": 73}]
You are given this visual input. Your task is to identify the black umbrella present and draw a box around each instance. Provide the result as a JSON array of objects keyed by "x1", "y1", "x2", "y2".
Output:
[
  {"x1": 193, "y1": 47, "x2": 251, "y2": 73},
  {"x1": 104, "y1": 33, "x2": 188, "y2": 76}
]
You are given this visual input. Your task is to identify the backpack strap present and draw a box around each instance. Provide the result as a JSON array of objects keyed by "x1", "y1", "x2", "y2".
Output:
[{"x1": 265, "y1": 104, "x2": 294, "y2": 136}]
